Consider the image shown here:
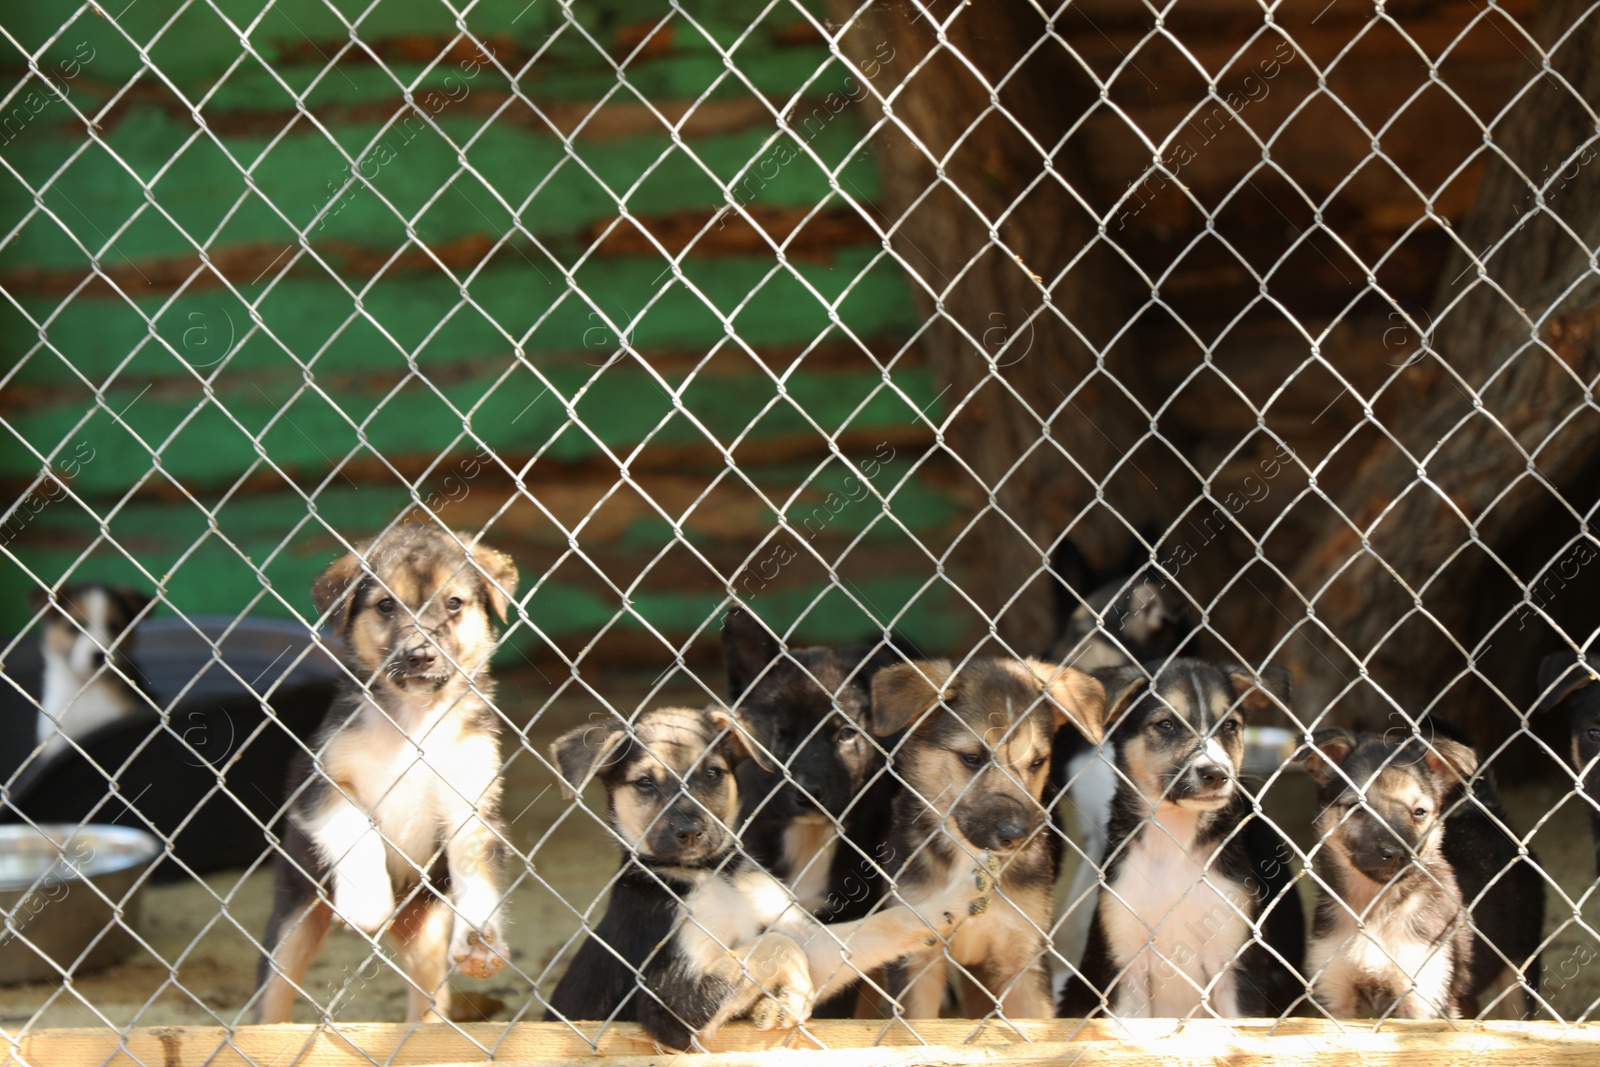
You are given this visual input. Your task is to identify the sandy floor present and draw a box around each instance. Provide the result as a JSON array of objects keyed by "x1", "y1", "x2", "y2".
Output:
[{"x1": 3, "y1": 666, "x2": 1597, "y2": 1030}]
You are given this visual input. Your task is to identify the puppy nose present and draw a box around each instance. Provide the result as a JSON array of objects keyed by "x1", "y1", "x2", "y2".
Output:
[
  {"x1": 995, "y1": 817, "x2": 1029, "y2": 849},
  {"x1": 88, "y1": 650, "x2": 105, "y2": 668},
  {"x1": 1195, "y1": 764, "x2": 1225, "y2": 787},
  {"x1": 406, "y1": 644, "x2": 437, "y2": 668},
  {"x1": 675, "y1": 827, "x2": 703, "y2": 845}
]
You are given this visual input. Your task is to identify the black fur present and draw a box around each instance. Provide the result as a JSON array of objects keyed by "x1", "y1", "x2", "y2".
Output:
[
  {"x1": 722, "y1": 608, "x2": 908, "y2": 925},
  {"x1": 1535, "y1": 649, "x2": 1600, "y2": 879}
]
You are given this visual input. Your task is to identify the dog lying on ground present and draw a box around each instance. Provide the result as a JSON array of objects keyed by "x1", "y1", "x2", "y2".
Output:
[
  {"x1": 1299, "y1": 728, "x2": 1542, "y2": 1019},
  {"x1": 720, "y1": 607, "x2": 905, "y2": 924},
  {"x1": 29, "y1": 583, "x2": 151, "y2": 764},
  {"x1": 867, "y1": 656, "x2": 1105, "y2": 1018},
  {"x1": 1535, "y1": 649, "x2": 1600, "y2": 878},
  {"x1": 1058, "y1": 660, "x2": 1304, "y2": 1019},
  {"x1": 544, "y1": 704, "x2": 996, "y2": 1049},
  {"x1": 255, "y1": 525, "x2": 518, "y2": 1023}
]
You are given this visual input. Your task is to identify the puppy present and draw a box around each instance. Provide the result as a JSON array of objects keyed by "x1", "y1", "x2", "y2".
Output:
[
  {"x1": 1299, "y1": 729, "x2": 1542, "y2": 1019},
  {"x1": 867, "y1": 656, "x2": 1105, "y2": 1018},
  {"x1": 1045, "y1": 539, "x2": 1193, "y2": 979},
  {"x1": 1058, "y1": 660, "x2": 1304, "y2": 1019},
  {"x1": 544, "y1": 705, "x2": 995, "y2": 1050},
  {"x1": 30, "y1": 583, "x2": 151, "y2": 763},
  {"x1": 255, "y1": 525, "x2": 518, "y2": 1024},
  {"x1": 1534, "y1": 649, "x2": 1600, "y2": 877},
  {"x1": 721, "y1": 607, "x2": 903, "y2": 922}
]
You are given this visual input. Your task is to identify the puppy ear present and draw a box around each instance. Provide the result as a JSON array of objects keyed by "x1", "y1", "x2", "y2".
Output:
[
  {"x1": 114, "y1": 586, "x2": 153, "y2": 623},
  {"x1": 469, "y1": 539, "x2": 519, "y2": 623},
  {"x1": 1224, "y1": 664, "x2": 1292, "y2": 716},
  {"x1": 549, "y1": 718, "x2": 630, "y2": 799},
  {"x1": 1097, "y1": 665, "x2": 1151, "y2": 733},
  {"x1": 721, "y1": 607, "x2": 780, "y2": 700},
  {"x1": 1422, "y1": 736, "x2": 1478, "y2": 785},
  {"x1": 1297, "y1": 727, "x2": 1357, "y2": 787},
  {"x1": 1536, "y1": 649, "x2": 1597, "y2": 714},
  {"x1": 312, "y1": 543, "x2": 369, "y2": 633},
  {"x1": 708, "y1": 706, "x2": 773, "y2": 771},
  {"x1": 1023, "y1": 658, "x2": 1107, "y2": 744},
  {"x1": 869, "y1": 660, "x2": 954, "y2": 736}
]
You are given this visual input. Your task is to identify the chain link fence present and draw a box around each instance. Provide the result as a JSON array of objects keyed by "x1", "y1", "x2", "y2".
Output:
[{"x1": 3, "y1": 0, "x2": 1600, "y2": 1058}]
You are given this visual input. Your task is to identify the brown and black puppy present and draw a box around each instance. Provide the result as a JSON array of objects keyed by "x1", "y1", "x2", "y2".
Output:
[
  {"x1": 255, "y1": 525, "x2": 518, "y2": 1024},
  {"x1": 1058, "y1": 661, "x2": 1304, "y2": 1019},
  {"x1": 868, "y1": 657, "x2": 1105, "y2": 1018},
  {"x1": 1535, "y1": 650, "x2": 1600, "y2": 877},
  {"x1": 1300, "y1": 729, "x2": 1542, "y2": 1020},
  {"x1": 721, "y1": 608, "x2": 905, "y2": 922},
  {"x1": 544, "y1": 705, "x2": 996, "y2": 1050}
]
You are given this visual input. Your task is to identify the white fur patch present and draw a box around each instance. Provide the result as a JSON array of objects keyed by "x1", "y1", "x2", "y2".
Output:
[
  {"x1": 1100, "y1": 805, "x2": 1253, "y2": 1018},
  {"x1": 781, "y1": 817, "x2": 837, "y2": 913}
]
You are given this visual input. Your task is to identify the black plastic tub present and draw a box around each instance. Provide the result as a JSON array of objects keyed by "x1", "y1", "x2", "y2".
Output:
[{"x1": 0, "y1": 617, "x2": 342, "y2": 878}]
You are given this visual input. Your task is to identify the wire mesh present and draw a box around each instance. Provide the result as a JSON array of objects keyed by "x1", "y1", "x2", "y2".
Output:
[{"x1": 1, "y1": 0, "x2": 1599, "y2": 1058}]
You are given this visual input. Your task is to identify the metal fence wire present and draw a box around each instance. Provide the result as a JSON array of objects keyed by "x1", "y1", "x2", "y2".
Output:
[{"x1": 4, "y1": 0, "x2": 1600, "y2": 1057}]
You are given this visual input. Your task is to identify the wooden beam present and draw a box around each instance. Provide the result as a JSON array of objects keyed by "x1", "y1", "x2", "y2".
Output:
[{"x1": 8, "y1": 1019, "x2": 1598, "y2": 1067}]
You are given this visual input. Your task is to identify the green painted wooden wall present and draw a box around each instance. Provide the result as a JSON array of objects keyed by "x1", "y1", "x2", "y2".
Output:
[{"x1": 1, "y1": 0, "x2": 963, "y2": 670}]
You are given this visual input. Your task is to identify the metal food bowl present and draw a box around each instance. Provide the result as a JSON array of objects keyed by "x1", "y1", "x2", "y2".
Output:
[{"x1": 0, "y1": 824, "x2": 160, "y2": 984}]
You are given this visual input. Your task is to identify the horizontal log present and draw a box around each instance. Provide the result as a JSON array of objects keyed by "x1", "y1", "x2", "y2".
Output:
[
  {"x1": 9, "y1": 1018, "x2": 1598, "y2": 1067},
  {"x1": 0, "y1": 207, "x2": 880, "y2": 300}
]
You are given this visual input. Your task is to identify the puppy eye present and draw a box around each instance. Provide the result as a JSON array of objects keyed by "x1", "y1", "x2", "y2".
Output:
[
  {"x1": 1029, "y1": 756, "x2": 1048, "y2": 771},
  {"x1": 633, "y1": 776, "x2": 655, "y2": 791},
  {"x1": 447, "y1": 596, "x2": 463, "y2": 612},
  {"x1": 1153, "y1": 719, "x2": 1175, "y2": 733},
  {"x1": 376, "y1": 598, "x2": 396, "y2": 615},
  {"x1": 837, "y1": 728, "x2": 859, "y2": 745},
  {"x1": 959, "y1": 752, "x2": 983, "y2": 769},
  {"x1": 1220, "y1": 720, "x2": 1240, "y2": 735},
  {"x1": 1344, "y1": 799, "x2": 1362, "y2": 812},
  {"x1": 1412, "y1": 806, "x2": 1429, "y2": 820},
  {"x1": 702, "y1": 767, "x2": 722, "y2": 782},
  {"x1": 1587, "y1": 728, "x2": 1600, "y2": 742}
]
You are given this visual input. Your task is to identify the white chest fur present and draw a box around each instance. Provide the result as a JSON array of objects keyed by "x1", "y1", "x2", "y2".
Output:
[
  {"x1": 1307, "y1": 870, "x2": 1457, "y2": 1017},
  {"x1": 1100, "y1": 806, "x2": 1252, "y2": 1018},
  {"x1": 38, "y1": 657, "x2": 137, "y2": 759},
  {"x1": 677, "y1": 867, "x2": 797, "y2": 971},
  {"x1": 335, "y1": 699, "x2": 495, "y2": 877}
]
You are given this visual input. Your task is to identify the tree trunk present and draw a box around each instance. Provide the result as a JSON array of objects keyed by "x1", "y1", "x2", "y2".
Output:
[
  {"x1": 1278, "y1": 0, "x2": 1600, "y2": 733},
  {"x1": 828, "y1": 0, "x2": 1185, "y2": 651}
]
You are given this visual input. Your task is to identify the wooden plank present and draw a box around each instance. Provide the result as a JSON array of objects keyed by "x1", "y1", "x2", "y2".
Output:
[{"x1": 7, "y1": 1018, "x2": 1598, "y2": 1067}]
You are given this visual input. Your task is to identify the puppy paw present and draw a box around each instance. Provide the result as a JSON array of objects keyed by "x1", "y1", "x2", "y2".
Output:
[
  {"x1": 450, "y1": 918, "x2": 508, "y2": 979},
  {"x1": 967, "y1": 849, "x2": 1000, "y2": 916},
  {"x1": 749, "y1": 988, "x2": 804, "y2": 1032}
]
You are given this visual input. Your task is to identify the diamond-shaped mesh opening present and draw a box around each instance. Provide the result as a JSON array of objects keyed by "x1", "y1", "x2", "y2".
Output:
[{"x1": 5, "y1": 0, "x2": 1600, "y2": 1057}]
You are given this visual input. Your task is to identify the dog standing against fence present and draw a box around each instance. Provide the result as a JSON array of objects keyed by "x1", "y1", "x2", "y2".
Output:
[
  {"x1": 1299, "y1": 728, "x2": 1542, "y2": 1019},
  {"x1": 545, "y1": 705, "x2": 996, "y2": 1049},
  {"x1": 255, "y1": 525, "x2": 518, "y2": 1023},
  {"x1": 1058, "y1": 660, "x2": 1304, "y2": 1019},
  {"x1": 30, "y1": 583, "x2": 150, "y2": 763},
  {"x1": 867, "y1": 656, "x2": 1105, "y2": 1018}
]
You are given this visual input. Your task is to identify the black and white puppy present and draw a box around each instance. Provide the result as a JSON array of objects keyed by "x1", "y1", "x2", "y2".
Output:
[
  {"x1": 29, "y1": 583, "x2": 151, "y2": 762},
  {"x1": 255, "y1": 525, "x2": 519, "y2": 1024},
  {"x1": 1299, "y1": 729, "x2": 1542, "y2": 1019},
  {"x1": 721, "y1": 608, "x2": 904, "y2": 923},
  {"x1": 1534, "y1": 649, "x2": 1600, "y2": 877},
  {"x1": 1059, "y1": 660, "x2": 1304, "y2": 1019},
  {"x1": 544, "y1": 705, "x2": 994, "y2": 1049}
]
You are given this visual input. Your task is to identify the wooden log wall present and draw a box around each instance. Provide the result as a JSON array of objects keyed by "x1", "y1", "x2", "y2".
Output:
[{"x1": 0, "y1": 0, "x2": 969, "y2": 675}]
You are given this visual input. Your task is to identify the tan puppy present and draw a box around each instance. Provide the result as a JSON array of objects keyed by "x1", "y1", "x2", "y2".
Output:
[{"x1": 254, "y1": 524, "x2": 517, "y2": 1023}]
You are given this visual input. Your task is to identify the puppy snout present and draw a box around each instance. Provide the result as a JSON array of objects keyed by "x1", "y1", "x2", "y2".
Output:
[
  {"x1": 671, "y1": 816, "x2": 705, "y2": 845},
  {"x1": 405, "y1": 643, "x2": 438, "y2": 669},
  {"x1": 994, "y1": 815, "x2": 1030, "y2": 850},
  {"x1": 1194, "y1": 763, "x2": 1227, "y2": 788}
]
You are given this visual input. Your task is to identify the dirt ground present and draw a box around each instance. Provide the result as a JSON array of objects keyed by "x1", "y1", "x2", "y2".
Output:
[{"x1": 3, "y1": 666, "x2": 1598, "y2": 1030}]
